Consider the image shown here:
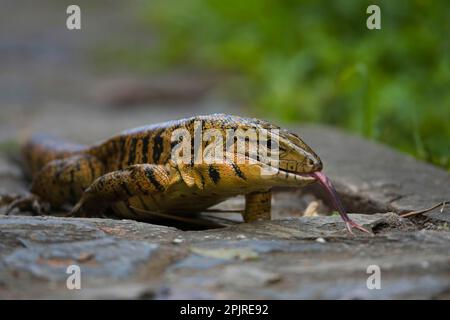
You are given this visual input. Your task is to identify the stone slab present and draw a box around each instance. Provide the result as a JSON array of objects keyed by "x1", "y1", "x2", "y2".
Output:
[
  {"x1": 295, "y1": 125, "x2": 450, "y2": 222},
  {"x1": 0, "y1": 214, "x2": 448, "y2": 299}
]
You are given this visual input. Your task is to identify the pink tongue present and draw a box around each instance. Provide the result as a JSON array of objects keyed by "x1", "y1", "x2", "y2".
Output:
[
  {"x1": 309, "y1": 172, "x2": 371, "y2": 235},
  {"x1": 309, "y1": 171, "x2": 350, "y2": 223}
]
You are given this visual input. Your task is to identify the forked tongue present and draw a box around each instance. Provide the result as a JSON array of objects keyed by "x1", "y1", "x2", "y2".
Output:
[{"x1": 310, "y1": 171, "x2": 371, "y2": 235}]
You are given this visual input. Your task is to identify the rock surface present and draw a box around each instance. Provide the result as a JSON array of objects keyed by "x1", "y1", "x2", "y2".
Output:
[
  {"x1": 297, "y1": 125, "x2": 450, "y2": 223},
  {"x1": 0, "y1": 214, "x2": 449, "y2": 299}
]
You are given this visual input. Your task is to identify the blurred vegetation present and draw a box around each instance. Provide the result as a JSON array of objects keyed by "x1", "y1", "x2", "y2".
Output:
[{"x1": 115, "y1": 0, "x2": 450, "y2": 169}]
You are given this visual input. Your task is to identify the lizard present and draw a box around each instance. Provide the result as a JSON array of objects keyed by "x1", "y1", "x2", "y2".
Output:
[{"x1": 4, "y1": 114, "x2": 370, "y2": 234}]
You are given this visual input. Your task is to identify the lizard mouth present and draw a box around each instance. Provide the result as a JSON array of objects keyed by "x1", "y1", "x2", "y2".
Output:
[
  {"x1": 274, "y1": 167, "x2": 317, "y2": 183},
  {"x1": 277, "y1": 166, "x2": 319, "y2": 180}
]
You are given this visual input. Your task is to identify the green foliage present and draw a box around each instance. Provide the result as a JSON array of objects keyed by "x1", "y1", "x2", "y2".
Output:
[{"x1": 139, "y1": 0, "x2": 450, "y2": 169}]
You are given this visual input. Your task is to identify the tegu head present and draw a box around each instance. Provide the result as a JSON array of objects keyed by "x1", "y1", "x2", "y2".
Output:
[
  {"x1": 247, "y1": 127, "x2": 323, "y2": 187},
  {"x1": 275, "y1": 129, "x2": 322, "y2": 173},
  {"x1": 217, "y1": 117, "x2": 323, "y2": 188}
]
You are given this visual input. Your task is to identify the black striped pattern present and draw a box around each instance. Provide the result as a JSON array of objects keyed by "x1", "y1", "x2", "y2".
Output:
[
  {"x1": 128, "y1": 138, "x2": 138, "y2": 165},
  {"x1": 144, "y1": 167, "x2": 164, "y2": 191},
  {"x1": 152, "y1": 132, "x2": 164, "y2": 163},
  {"x1": 231, "y1": 163, "x2": 246, "y2": 180},
  {"x1": 141, "y1": 136, "x2": 149, "y2": 163},
  {"x1": 117, "y1": 136, "x2": 126, "y2": 168},
  {"x1": 208, "y1": 165, "x2": 220, "y2": 184}
]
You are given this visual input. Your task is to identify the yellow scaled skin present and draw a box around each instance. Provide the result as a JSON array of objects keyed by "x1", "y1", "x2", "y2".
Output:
[{"x1": 12, "y1": 114, "x2": 323, "y2": 222}]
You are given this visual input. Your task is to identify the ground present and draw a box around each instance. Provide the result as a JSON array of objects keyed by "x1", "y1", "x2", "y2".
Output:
[{"x1": 0, "y1": 1, "x2": 449, "y2": 299}]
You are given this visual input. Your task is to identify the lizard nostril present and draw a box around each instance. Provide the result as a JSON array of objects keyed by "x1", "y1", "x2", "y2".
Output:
[{"x1": 315, "y1": 159, "x2": 323, "y2": 171}]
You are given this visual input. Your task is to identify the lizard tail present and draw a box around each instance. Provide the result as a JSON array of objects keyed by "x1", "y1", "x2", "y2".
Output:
[{"x1": 21, "y1": 133, "x2": 87, "y2": 177}]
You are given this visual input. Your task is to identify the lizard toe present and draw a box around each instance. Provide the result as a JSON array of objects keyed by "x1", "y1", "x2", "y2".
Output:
[{"x1": 3, "y1": 193, "x2": 50, "y2": 216}]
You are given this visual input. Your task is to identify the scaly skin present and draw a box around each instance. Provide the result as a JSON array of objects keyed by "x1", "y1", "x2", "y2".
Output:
[{"x1": 8, "y1": 114, "x2": 369, "y2": 233}]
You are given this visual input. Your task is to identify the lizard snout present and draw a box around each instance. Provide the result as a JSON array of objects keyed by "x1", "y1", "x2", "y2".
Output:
[{"x1": 306, "y1": 156, "x2": 323, "y2": 172}]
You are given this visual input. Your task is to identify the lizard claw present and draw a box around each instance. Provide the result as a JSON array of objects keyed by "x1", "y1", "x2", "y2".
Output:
[
  {"x1": 2, "y1": 193, "x2": 50, "y2": 215},
  {"x1": 0, "y1": 193, "x2": 20, "y2": 207},
  {"x1": 68, "y1": 200, "x2": 85, "y2": 217}
]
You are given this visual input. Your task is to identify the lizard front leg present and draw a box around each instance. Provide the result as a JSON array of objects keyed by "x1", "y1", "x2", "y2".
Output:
[
  {"x1": 70, "y1": 164, "x2": 170, "y2": 217},
  {"x1": 243, "y1": 190, "x2": 272, "y2": 222}
]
